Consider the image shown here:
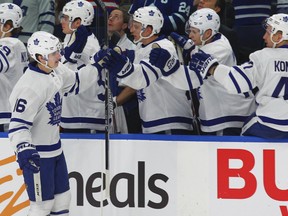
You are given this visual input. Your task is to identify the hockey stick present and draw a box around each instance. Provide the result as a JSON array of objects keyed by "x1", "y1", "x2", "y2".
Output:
[{"x1": 94, "y1": 0, "x2": 111, "y2": 210}]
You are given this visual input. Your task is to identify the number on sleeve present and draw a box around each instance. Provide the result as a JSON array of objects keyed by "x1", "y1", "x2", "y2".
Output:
[{"x1": 13, "y1": 98, "x2": 27, "y2": 113}]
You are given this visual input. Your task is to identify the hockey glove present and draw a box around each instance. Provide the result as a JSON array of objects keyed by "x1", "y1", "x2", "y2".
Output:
[
  {"x1": 170, "y1": 32, "x2": 195, "y2": 59},
  {"x1": 149, "y1": 47, "x2": 180, "y2": 76},
  {"x1": 189, "y1": 50, "x2": 219, "y2": 79},
  {"x1": 103, "y1": 48, "x2": 134, "y2": 78},
  {"x1": 123, "y1": 49, "x2": 135, "y2": 62},
  {"x1": 92, "y1": 48, "x2": 111, "y2": 71},
  {"x1": 64, "y1": 25, "x2": 89, "y2": 63},
  {"x1": 16, "y1": 143, "x2": 40, "y2": 173}
]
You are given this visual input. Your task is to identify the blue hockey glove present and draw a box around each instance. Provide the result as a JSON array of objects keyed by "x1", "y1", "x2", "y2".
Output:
[
  {"x1": 17, "y1": 143, "x2": 40, "y2": 173},
  {"x1": 92, "y1": 48, "x2": 111, "y2": 71},
  {"x1": 170, "y1": 32, "x2": 194, "y2": 50},
  {"x1": 123, "y1": 49, "x2": 135, "y2": 62},
  {"x1": 103, "y1": 47, "x2": 134, "y2": 78},
  {"x1": 189, "y1": 50, "x2": 219, "y2": 79},
  {"x1": 64, "y1": 25, "x2": 89, "y2": 63},
  {"x1": 149, "y1": 47, "x2": 180, "y2": 76},
  {"x1": 170, "y1": 32, "x2": 195, "y2": 60}
]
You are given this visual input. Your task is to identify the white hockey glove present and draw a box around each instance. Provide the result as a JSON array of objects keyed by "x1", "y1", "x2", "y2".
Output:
[
  {"x1": 149, "y1": 46, "x2": 180, "y2": 76},
  {"x1": 190, "y1": 50, "x2": 218, "y2": 79},
  {"x1": 16, "y1": 143, "x2": 40, "y2": 173}
]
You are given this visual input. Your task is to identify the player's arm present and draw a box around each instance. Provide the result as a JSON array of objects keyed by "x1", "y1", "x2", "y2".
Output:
[
  {"x1": 191, "y1": 51, "x2": 257, "y2": 94},
  {"x1": 57, "y1": 49, "x2": 107, "y2": 95},
  {"x1": 149, "y1": 46, "x2": 203, "y2": 91},
  {"x1": 101, "y1": 46, "x2": 180, "y2": 90},
  {"x1": 9, "y1": 87, "x2": 41, "y2": 173},
  {"x1": 161, "y1": 0, "x2": 191, "y2": 34}
]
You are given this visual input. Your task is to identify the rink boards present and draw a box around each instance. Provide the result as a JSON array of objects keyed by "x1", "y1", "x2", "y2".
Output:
[{"x1": 1, "y1": 133, "x2": 288, "y2": 216}]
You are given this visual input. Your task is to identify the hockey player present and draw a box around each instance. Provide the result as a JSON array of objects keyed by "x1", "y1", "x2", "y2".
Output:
[
  {"x1": 190, "y1": 13, "x2": 288, "y2": 139},
  {"x1": 150, "y1": 8, "x2": 256, "y2": 135},
  {"x1": 107, "y1": 7, "x2": 142, "y2": 133},
  {"x1": 60, "y1": 0, "x2": 104, "y2": 133},
  {"x1": 103, "y1": 6, "x2": 194, "y2": 134},
  {"x1": 0, "y1": 3, "x2": 28, "y2": 132},
  {"x1": 8, "y1": 31, "x2": 105, "y2": 216}
]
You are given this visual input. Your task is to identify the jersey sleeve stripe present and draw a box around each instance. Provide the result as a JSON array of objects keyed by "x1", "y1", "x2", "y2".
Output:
[
  {"x1": 228, "y1": 72, "x2": 241, "y2": 93},
  {"x1": 10, "y1": 118, "x2": 33, "y2": 126},
  {"x1": 9, "y1": 126, "x2": 29, "y2": 134},
  {"x1": 142, "y1": 67, "x2": 150, "y2": 87},
  {"x1": 232, "y1": 66, "x2": 253, "y2": 90},
  {"x1": 140, "y1": 60, "x2": 159, "y2": 80}
]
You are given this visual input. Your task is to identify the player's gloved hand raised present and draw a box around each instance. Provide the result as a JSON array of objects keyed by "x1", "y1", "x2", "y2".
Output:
[
  {"x1": 16, "y1": 143, "x2": 40, "y2": 173},
  {"x1": 92, "y1": 48, "x2": 111, "y2": 71},
  {"x1": 149, "y1": 47, "x2": 180, "y2": 76},
  {"x1": 170, "y1": 32, "x2": 195, "y2": 60},
  {"x1": 123, "y1": 49, "x2": 135, "y2": 62},
  {"x1": 170, "y1": 32, "x2": 194, "y2": 50},
  {"x1": 102, "y1": 47, "x2": 134, "y2": 78},
  {"x1": 189, "y1": 50, "x2": 219, "y2": 79},
  {"x1": 64, "y1": 25, "x2": 89, "y2": 63}
]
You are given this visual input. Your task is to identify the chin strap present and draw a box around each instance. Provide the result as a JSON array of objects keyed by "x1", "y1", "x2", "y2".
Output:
[
  {"x1": 133, "y1": 28, "x2": 154, "y2": 44},
  {"x1": 68, "y1": 22, "x2": 77, "y2": 32},
  {"x1": 270, "y1": 33, "x2": 282, "y2": 48},
  {"x1": 0, "y1": 25, "x2": 14, "y2": 38},
  {"x1": 35, "y1": 56, "x2": 54, "y2": 72}
]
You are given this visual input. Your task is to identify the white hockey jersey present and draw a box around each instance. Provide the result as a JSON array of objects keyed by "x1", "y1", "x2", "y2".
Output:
[
  {"x1": 197, "y1": 34, "x2": 256, "y2": 132},
  {"x1": 0, "y1": 37, "x2": 28, "y2": 124},
  {"x1": 60, "y1": 33, "x2": 104, "y2": 130},
  {"x1": 214, "y1": 46, "x2": 288, "y2": 132},
  {"x1": 9, "y1": 62, "x2": 100, "y2": 158},
  {"x1": 163, "y1": 34, "x2": 256, "y2": 132},
  {"x1": 126, "y1": 37, "x2": 193, "y2": 133}
]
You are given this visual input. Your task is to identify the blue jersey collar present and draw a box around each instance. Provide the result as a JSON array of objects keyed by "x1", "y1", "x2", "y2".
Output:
[{"x1": 28, "y1": 62, "x2": 50, "y2": 75}]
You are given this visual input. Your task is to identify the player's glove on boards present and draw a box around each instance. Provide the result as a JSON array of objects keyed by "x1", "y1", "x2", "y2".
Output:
[{"x1": 16, "y1": 143, "x2": 40, "y2": 173}]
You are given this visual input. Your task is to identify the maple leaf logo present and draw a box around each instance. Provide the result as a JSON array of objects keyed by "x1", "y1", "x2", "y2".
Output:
[
  {"x1": 46, "y1": 93, "x2": 62, "y2": 126},
  {"x1": 137, "y1": 89, "x2": 146, "y2": 102}
]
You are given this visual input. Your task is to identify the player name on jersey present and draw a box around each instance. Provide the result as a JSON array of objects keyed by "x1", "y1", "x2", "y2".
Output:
[{"x1": 275, "y1": 60, "x2": 288, "y2": 72}]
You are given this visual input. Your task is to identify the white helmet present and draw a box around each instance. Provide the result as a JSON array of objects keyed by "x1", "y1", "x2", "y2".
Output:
[
  {"x1": 264, "y1": 13, "x2": 288, "y2": 47},
  {"x1": 0, "y1": 3, "x2": 22, "y2": 28},
  {"x1": 0, "y1": 3, "x2": 22, "y2": 38},
  {"x1": 27, "y1": 31, "x2": 62, "y2": 62},
  {"x1": 133, "y1": 6, "x2": 164, "y2": 35},
  {"x1": 62, "y1": 0, "x2": 94, "y2": 26},
  {"x1": 186, "y1": 8, "x2": 220, "y2": 36}
]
